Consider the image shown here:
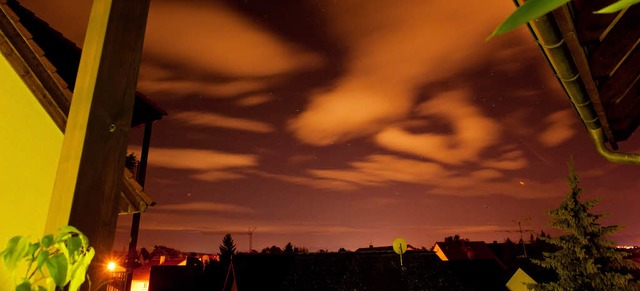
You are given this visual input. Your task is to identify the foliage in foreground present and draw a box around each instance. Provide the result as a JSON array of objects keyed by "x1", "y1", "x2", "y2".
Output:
[
  {"x1": 529, "y1": 160, "x2": 638, "y2": 290},
  {"x1": 489, "y1": 0, "x2": 640, "y2": 39},
  {"x1": 0, "y1": 226, "x2": 94, "y2": 291}
]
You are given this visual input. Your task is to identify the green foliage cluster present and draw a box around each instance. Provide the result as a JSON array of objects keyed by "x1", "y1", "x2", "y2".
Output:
[
  {"x1": 530, "y1": 161, "x2": 638, "y2": 290},
  {"x1": 0, "y1": 226, "x2": 94, "y2": 291},
  {"x1": 489, "y1": 0, "x2": 640, "y2": 39}
]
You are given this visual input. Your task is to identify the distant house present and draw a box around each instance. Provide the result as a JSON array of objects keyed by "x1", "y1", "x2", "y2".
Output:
[
  {"x1": 0, "y1": 0, "x2": 159, "y2": 280},
  {"x1": 355, "y1": 244, "x2": 417, "y2": 253},
  {"x1": 432, "y1": 240, "x2": 501, "y2": 262}
]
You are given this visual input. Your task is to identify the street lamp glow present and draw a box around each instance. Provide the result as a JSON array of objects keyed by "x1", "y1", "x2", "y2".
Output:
[{"x1": 107, "y1": 261, "x2": 117, "y2": 272}]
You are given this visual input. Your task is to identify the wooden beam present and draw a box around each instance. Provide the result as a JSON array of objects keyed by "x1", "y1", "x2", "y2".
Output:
[
  {"x1": 572, "y1": 0, "x2": 619, "y2": 44},
  {"x1": 607, "y1": 74, "x2": 640, "y2": 141},
  {"x1": 46, "y1": 0, "x2": 150, "y2": 287},
  {"x1": 589, "y1": 5, "x2": 640, "y2": 79},
  {"x1": 0, "y1": 4, "x2": 69, "y2": 131},
  {"x1": 598, "y1": 46, "x2": 640, "y2": 105}
]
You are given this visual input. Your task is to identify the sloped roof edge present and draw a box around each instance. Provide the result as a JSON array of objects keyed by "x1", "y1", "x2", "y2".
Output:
[{"x1": 521, "y1": 2, "x2": 640, "y2": 165}]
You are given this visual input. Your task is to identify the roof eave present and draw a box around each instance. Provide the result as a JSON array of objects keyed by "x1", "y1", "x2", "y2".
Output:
[{"x1": 522, "y1": 2, "x2": 640, "y2": 165}]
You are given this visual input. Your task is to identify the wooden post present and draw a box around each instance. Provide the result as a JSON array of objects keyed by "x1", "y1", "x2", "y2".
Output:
[
  {"x1": 124, "y1": 121, "x2": 153, "y2": 291},
  {"x1": 46, "y1": 0, "x2": 150, "y2": 288}
]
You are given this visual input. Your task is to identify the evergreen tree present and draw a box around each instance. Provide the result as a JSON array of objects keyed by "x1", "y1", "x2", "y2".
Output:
[
  {"x1": 530, "y1": 160, "x2": 637, "y2": 290},
  {"x1": 219, "y1": 234, "x2": 236, "y2": 265},
  {"x1": 284, "y1": 242, "x2": 294, "y2": 253}
]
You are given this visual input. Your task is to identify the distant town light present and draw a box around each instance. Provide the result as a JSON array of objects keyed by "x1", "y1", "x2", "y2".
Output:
[{"x1": 519, "y1": 181, "x2": 525, "y2": 186}]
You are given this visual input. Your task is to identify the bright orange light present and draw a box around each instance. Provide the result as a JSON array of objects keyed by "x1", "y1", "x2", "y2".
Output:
[
  {"x1": 107, "y1": 261, "x2": 117, "y2": 272},
  {"x1": 519, "y1": 181, "x2": 525, "y2": 186}
]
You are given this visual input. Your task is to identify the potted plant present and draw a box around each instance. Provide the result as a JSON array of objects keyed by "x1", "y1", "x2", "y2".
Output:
[{"x1": 0, "y1": 226, "x2": 94, "y2": 291}]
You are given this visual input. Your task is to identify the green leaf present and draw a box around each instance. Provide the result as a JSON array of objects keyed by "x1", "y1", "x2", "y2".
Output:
[
  {"x1": 56, "y1": 226, "x2": 81, "y2": 236},
  {"x1": 40, "y1": 235, "x2": 54, "y2": 249},
  {"x1": 37, "y1": 286, "x2": 47, "y2": 291},
  {"x1": 67, "y1": 236, "x2": 82, "y2": 260},
  {"x1": 36, "y1": 250, "x2": 49, "y2": 271},
  {"x1": 28, "y1": 242, "x2": 40, "y2": 258},
  {"x1": 68, "y1": 247, "x2": 94, "y2": 291},
  {"x1": 2, "y1": 236, "x2": 30, "y2": 270},
  {"x1": 595, "y1": 0, "x2": 640, "y2": 13},
  {"x1": 16, "y1": 280, "x2": 31, "y2": 291},
  {"x1": 488, "y1": 0, "x2": 570, "y2": 39},
  {"x1": 45, "y1": 253, "x2": 68, "y2": 287}
]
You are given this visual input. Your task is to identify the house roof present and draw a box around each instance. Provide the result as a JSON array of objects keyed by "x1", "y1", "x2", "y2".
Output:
[
  {"x1": 355, "y1": 244, "x2": 417, "y2": 253},
  {"x1": 522, "y1": 0, "x2": 640, "y2": 164},
  {"x1": 433, "y1": 241, "x2": 501, "y2": 261},
  {"x1": 0, "y1": 0, "x2": 161, "y2": 213}
]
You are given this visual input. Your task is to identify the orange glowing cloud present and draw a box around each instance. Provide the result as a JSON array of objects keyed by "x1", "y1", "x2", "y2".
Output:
[
  {"x1": 172, "y1": 111, "x2": 275, "y2": 133},
  {"x1": 375, "y1": 90, "x2": 501, "y2": 165},
  {"x1": 289, "y1": 0, "x2": 515, "y2": 145},
  {"x1": 144, "y1": 2, "x2": 323, "y2": 77},
  {"x1": 538, "y1": 109, "x2": 576, "y2": 147}
]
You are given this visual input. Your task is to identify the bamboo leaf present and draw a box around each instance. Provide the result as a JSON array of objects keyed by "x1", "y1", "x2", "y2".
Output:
[
  {"x1": 595, "y1": 0, "x2": 640, "y2": 13},
  {"x1": 488, "y1": 0, "x2": 570, "y2": 39}
]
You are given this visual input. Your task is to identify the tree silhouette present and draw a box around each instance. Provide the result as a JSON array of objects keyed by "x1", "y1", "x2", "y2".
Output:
[
  {"x1": 219, "y1": 234, "x2": 236, "y2": 266},
  {"x1": 140, "y1": 247, "x2": 151, "y2": 262},
  {"x1": 284, "y1": 242, "x2": 294, "y2": 254},
  {"x1": 531, "y1": 160, "x2": 638, "y2": 290},
  {"x1": 261, "y1": 245, "x2": 283, "y2": 254}
]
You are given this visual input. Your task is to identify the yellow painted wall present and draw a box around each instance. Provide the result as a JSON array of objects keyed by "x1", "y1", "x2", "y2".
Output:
[{"x1": 0, "y1": 52, "x2": 63, "y2": 245}]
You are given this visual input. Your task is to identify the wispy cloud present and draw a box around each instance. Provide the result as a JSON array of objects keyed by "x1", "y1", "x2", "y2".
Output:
[
  {"x1": 236, "y1": 94, "x2": 275, "y2": 107},
  {"x1": 375, "y1": 90, "x2": 501, "y2": 164},
  {"x1": 172, "y1": 111, "x2": 275, "y2": 133},
  {"x1": 191, "y1": 171, "x2": 246, "y2": 182},
  {"x1": 145, "y1": 148, "x2": 256, "y2": 171},
  {"x1": 158, "y1": 202, "x2": 254, "y2": 214},
  {"x1": 482, "y1": 150, "x2": 528, "y2": 170},
  {"x1": 144, "y1": 2, "x2": 322, "y2": 78},
  {"x1": 140, "y1": 211, "x2": 363, "y2": 235},
  {"x1": 137, "y1": 77, "x2": 271, "y2": 98},
  {"x1": 248, "y1": 170, "x2": 358, "y2": 191},
  {"x1": 538, "y1": 109, "x2": 576, "y2": 147},
  {"x1": 310, "y1": 154, "x2": 449, "y2": 186}
]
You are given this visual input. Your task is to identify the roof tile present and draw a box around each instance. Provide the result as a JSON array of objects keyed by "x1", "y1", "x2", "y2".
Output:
[
  {"x1": 13, "y1": 21, "x2": 31, "y2": 39},
  {"x1": 51, "y1": 71, "x2": 69, "y2": 90},
  {"x1": 1, "y1": 4, "x2": 19, "y2": 21},
  {"x1": 27, "y1": 38, "x2": 43, "y2": 56},
  {"x1": 40, "y1": 57, "x2": 57, "y2": 74}
]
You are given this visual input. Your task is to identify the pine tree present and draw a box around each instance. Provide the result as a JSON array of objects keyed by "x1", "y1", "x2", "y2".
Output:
[
  {"x1": 284, "y1": 242, "x2": 294, "y2": 254},
  {"x1": 219, "y1": 234, "x2": 236, "y2": 266},
  {"x1": 530, "y1": 160, "x2": 637, "y2": 290}
]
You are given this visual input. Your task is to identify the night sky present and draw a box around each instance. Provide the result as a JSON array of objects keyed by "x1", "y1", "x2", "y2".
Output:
[{"x1": 25, "y1": 0, "x2": 640, "y2": 253}]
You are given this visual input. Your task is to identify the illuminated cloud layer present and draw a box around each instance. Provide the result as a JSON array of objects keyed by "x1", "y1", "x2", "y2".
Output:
[
  {"x1": 172, "y1": 111, "x2": 275, "y2": 133},
  {"x1": 538, "y1": 109, "x2": 577, "y2": 147},
  {"x1": 289, "y1": 0, "x2": 513, "y2": 145},
  {"x1": 375, "y1": 90, "x2": 501, "y2": 165}
]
